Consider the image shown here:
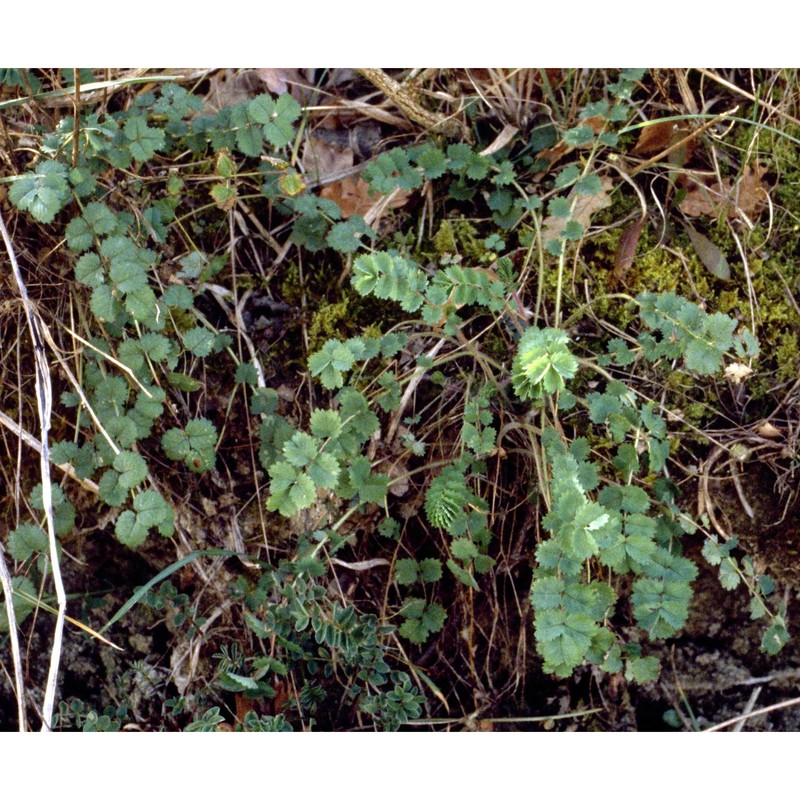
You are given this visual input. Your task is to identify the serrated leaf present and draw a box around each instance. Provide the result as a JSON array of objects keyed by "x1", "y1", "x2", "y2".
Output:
[
  {"x1": 418, "y1": 558, "x2": 443, "y2": 583},
  {"x1": 394, "y1": 558, "x2": 419, "y2": 586},
  {"x1": 183, "y1": 327, "x2": 216, "y2": 357},
  {"x1": 75, "y1": 252, "x2": 105, "y2": 287},
  {"x1": 115, "y1": 509, "x2": 149, "y2": 548},
  {"x1": 98, "y1": 469, "x2": 128, "y2": 507},
  {"x1": 124, "y1": 115, "x2": 166, "y2": 162},
  {"x1": 0, "y1": 576, "x2": 37, "y2": 632},
  {"x1": 6, "y1": 523, "x2": 48, "y2": 561},
  {"x1": 450, "y1": 538, "x2": 479, "y2": 561},
  {"x1": 421, "y1": 602, "x2": 447, "y2": 634},
  {"x1": 113, "y1": 450, "x2": 148, "y2": 490},
  {"x1": 625, "y1": 655, "x2": 661, "y2": 683},
  {"x1": 310, "y1": 409, "x2": 343, "y2": 440},
  {"x1": 535, "y1": 608, "x2": 596, "y2": 677},
  {"x1": 446, "y1": 558, "x2": 479, "y2": 590},
  {"x1": 9, "y1": 160, "x2": 71, "y2": 223},
  {"x1": 133, "y1": 489, "x2": 174, "y2": 537}
]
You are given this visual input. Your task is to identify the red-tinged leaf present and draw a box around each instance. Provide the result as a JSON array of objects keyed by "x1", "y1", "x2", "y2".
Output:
[{"x1": 681, "y1": 221, "x2": 730, "y2": 280}]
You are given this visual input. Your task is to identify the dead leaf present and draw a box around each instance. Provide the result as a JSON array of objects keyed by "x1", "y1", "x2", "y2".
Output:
[
  {"x1": 255, "y1": 68, "x2": 298, "y2": 96},
  {"x1": 632, "y1": 120, "x2": 677, "y2": 155},
  {"x1": 613, "y1": 216, "x2": 646, "y2": 284},
  {"x1": 542, "y1": 176, "x2": 613, "y2": 246},
  {"x1": 733, "y1": 164, "x2": 769, "y2": 218},
  {"x1": 679, "y1": 177, "x2": 732, "y2": 217},
  {"x1": 202, "y1": 69, "x2": 261, "y2": 113},
  {"x1": 301, "y1": 137, "x2": 354, "y2": 185},
  {"x1": 724, "y1": 363, "x2": 753, "y2": 383},
  {"x1": 754, "y1": 421, "x2": 783, "y2": 439},
  {"x1": 680, "y1": 164, "x2": 768, "y2": 220},
  {"x1": 681, "y1": 220, "x2": 731, "y2": 280},
  {"x1": 321, "y1": 176, "x2": 379, "y2": 218}
]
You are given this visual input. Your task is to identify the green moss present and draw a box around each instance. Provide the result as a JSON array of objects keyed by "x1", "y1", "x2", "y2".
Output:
[
  {"x1": 775, "y1": 331, "x2": 800, "y2": 383},
  {"x1": 308, "y1": 297, "x2": 352, "y2": 353},
  {"x1": 430, "y1": 218, "x2": 486, "y2": 262}
]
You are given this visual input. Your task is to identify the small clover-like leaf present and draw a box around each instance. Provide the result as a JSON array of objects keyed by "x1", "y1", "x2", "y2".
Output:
[
  {"x1": 113, "y1": 450, "x2": 148, "y2": 490},
  {"x1": 115, "y1": 509, "x2": 149, "y2": 548}
]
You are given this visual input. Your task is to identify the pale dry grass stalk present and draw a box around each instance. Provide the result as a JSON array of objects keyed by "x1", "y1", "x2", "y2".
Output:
[
  {"x1": 0, "y1": 207, "x2": 66, "y2": 731},
  {"x1": 0, "y1": 541, "x2": 26, "y2": 730}
]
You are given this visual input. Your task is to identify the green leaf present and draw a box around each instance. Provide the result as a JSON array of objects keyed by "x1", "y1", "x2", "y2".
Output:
[
  {"x1": 418, "y1": 558, "x2": 443, "y2": 583},
  {"x1": 6, "y1": 523, "x2": 48, "y2": 561},
  {"x1": 283, "y1": 432, "x2": 319, "y2": 468},
  {"x1": 248, "y1": 93, "x2": 301, "y2": 148},
  {"x1": 98, "y1": 469, "x2": 128, "y2": 507},
  {"x1": 115, "y1": 509, "x2": 149, "y2": 548},
  {"x1": 308, "y1": 339, "x2": 356, "y2": 390},
  {"x1": 625, "y1": 655, "x2": 661, "y2": 683},
  {"x1": 113, "y1": 450, "x2": 148, "y2": 490},
  {"x1": 631, "y1": 577, "x2": 693, "y2": 639},
  {"x1": 761, "y1": 618, "x2": 790, "y2": 655},
  {"x1": 267, "y1": 462, "x2": 317, "y2": 517},
  {"x1": 326, "y1": 216, "x2": 373, "y2": 253},
  {"x1": 421, "y1": 602, "x2": 447, "y2": 635},
  {"x1": 413, "y1": 145, "x2": 448, "y2": 178},
  {"x1": 75, "y1": 252, "x2": 105, "y2": 288},
  {"x1": 717, "y1": 558, "x2": 741, "y2": 591},
  {"x1": 9, "y1": 160, "x2": 71, "y2": 223},
  {"x1": 0, "y1": 576, "x2": 37, "y2": 632},
  {"x1": 564, "y1": 125, "x2": 595, "y2": 147},
  {"x1": 450, "y1": 538, "x2": 479, "y2": 562},
  {"x1": 535, "y1": 608, "x2": 597, "y2": 677},
  {"x1": 394, "y1": 559, "x2": 419, "y2": 586},
  {"x1": 446, "y1": 558, "x2": 479, "y2": 590},
  {"x1": 310, "y1": 409, "x2": 343, "y2": 440},
  {"x1": 363, "y1": 148, "x2": 422, "y2": 193},
  {"x1": 161, "y1": 418, "x2": 217, "y2": 472},
  {"x1": 183, "y1": 327, "x2": 216, "y2": 357},
  {"x1": 124, "y1": 115, "x2": 166, "y2": 162},
  {"x1": 133, "y1": 489, "x2": 174, "y2": 537}
]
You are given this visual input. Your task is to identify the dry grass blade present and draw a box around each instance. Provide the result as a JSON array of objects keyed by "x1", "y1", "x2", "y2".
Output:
[
  {"x1": 10, "y1": 587, "x2": 123, "y2": 651},
  {"x1": 702, "y1": 694, "x2": 800, "y2": 732},
  {"x1": 0, "y1": 542, "x2": 26, "y2": 730},
  {"x1": 0, "y1": 207, "x2": 66, "y2": 732}
]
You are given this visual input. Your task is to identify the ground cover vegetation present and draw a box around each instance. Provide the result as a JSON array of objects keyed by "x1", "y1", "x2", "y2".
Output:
[{"x1": 2, "y1": 68, "x2": 800, "y2": 731}]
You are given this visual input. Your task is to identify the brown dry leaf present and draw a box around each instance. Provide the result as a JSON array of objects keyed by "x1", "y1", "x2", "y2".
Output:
[
  {"x1": 632, "y1": 120, "x2": 677, "y2": 155},
  {"x1": 679, "y1": 177, "x2": 732, "y2": 218},
  {"x1": 754, "y1": 421, "x2": 783, "y2": 439},
  {"x1": 301, "y1": 137, "x2": 354, "y2": 185},
  {"x1": 613, "y1": 216, "x2": 646, "y2": 283},
  {"x1": 321, "y1": 176, "x2": 378, "y2": 218},
  {"x1": 680, "y1": 165, "x2": 768, "y2": 220},
  {"x1": 542, "y1": 176, "x2": 613, "y2": 246},
  {"x1": 202, "y1": 69, "x2": 262, "y2": 113},
  {"x1": 255, "y1": 68, "x2": 299, "y2": 96},
  {"x1": 733, "y1": 164, "x2": 769, "y2": 218}
]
